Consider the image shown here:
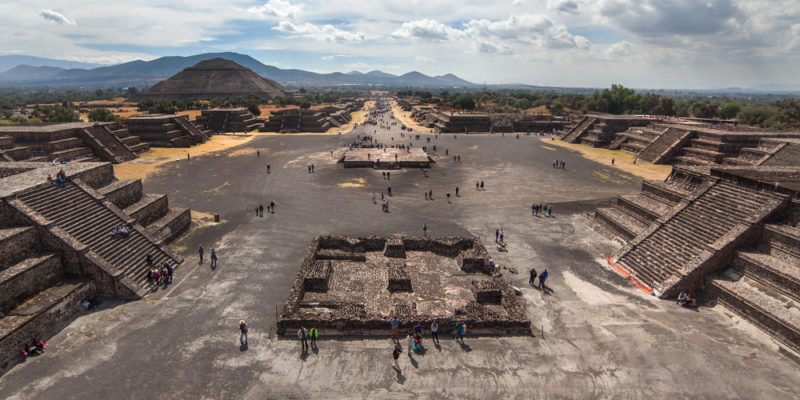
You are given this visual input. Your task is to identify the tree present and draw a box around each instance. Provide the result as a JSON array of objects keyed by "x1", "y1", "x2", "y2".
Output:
[
  {"x1": 513, "y1": 98, "x2": 531, "y2": 110},
  {"x1": 774, "y1": 98, "x2": 800, "y2": 128},
  {"x1": 452, "y1": 94, "x2": 476, "y2": 110},
  {"x1": 88, "y1": 108, "x2": 116, "y2": 122},
  {"x1": 247, "y1": 103, "x2": 261, "y2": 116},
  {"x1": 48, "y1": 105, "x2": 80, "y2": 122},
  {"x1": 299, "y1": 100, "x2": 311, "y2": 109},
  {"x1": 655, "y1": 97, "x2": 675, "y2": 116},
  {"x1": 737, "y1": 106, "x2": 775, "y2": 127},
  {"x1": 718, "y1": 102, "x2": 742, "y2": 120},
  {"x1": 689, "y1": 101, "x2": 718, "y2": 119},
  {"x1": 548, "y1": 100, "x2": 565, "y2": 116}
]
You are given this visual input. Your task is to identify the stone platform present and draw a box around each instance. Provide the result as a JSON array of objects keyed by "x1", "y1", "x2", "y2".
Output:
[
  {"x1": 341, "y1": 148, "x2": 432, "y2": 168},
  {"x1": 278, "y1": 236, "x2": 530, "y2": 336}
]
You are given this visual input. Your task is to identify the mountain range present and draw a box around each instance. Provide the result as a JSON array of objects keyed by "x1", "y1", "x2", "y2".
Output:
[{"x1": 0, "y1": 52, "x2": 474, "y2": 89}]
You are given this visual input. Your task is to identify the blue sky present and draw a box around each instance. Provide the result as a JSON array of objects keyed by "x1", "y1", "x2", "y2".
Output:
[{"x1": 1, "y1": 0, "x2": 798, "y2": 88}]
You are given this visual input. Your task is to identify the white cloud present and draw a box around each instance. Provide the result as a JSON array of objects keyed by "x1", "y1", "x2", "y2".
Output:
[
  {"x1": 548, "y1": 0, "x2": 580, "y2": 14},
  {"x1": 40, "y1": 9, "x2": 75, "y2": 26},
  {"x1": 274, "y1": 21, "x2": 365, "y2": 42},
  {"x1": 392, "y1": 19, "x2": 461, "y2": 41},
  {"x1": 464, "y1": 14, "x2": 590, "y2": 49},
  {"x1": 415, "y1": 55, "x2": 435, "y2": 63},
  {"x1": 247, "y1": 0, "x2": 302, "y2": 19},
  {"x1": 605, "y1": 40, "x2": 634, "y2": 57},
  {"x1": 321, "y1": 54, "x2": 353, "y2": 60},
  {"x1": 475, "y1": 41, "x2": 513, "y2": 54}
]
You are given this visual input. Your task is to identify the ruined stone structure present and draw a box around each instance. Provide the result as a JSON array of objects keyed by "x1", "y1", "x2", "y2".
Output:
[
  {"x1": 125, "y1": 114, "x2": 208, "y2": 147},
  {"x1": 592, "y1": 165, "x2": 800, "y2": 354},
  {"x1": 0, "y1": 161, "x2": 189, "y2": 373},
  {"x1": 263, "y1": 101, "x2": 363, "y2": 133},
  {"x1": 0, "y1": 122, "x2": 149, "y2": 164},
  {"x1": 194, "y1": 108, "x2": 264, "y2": 133},
  {"x1": 560, "y1": 114, "x2": 800, "y2": 167},
  {"x1": 131, "y1": 58, "x2": 288, "y2": 101},
  {"x1": 340, "y1": 148, "x2": 433, "y2": 169},
  {"x1": 278, "y1": 236, "x2": 530, "y2": 336},
  {"x1": 409, "y1": 108, "x2": 567, "y2": 133}
]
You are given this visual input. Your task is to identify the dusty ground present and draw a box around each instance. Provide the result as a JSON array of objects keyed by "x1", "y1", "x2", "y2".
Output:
[
  {"x1": 391, "y1": 102, "x2": 432, "y2": 133},
  {"x1": 1, "y1": 101, "x2": 798, "y2": 399},
  {"x1": 546, "y1": 138, "x2": 672, "y2": 181}
]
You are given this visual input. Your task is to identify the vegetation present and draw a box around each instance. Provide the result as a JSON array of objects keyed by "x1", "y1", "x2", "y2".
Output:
[
  {"x1": 87, "y1": 108, "x2": 117, "y2": 122},
  {"x1": 396, "y1": 85, "x2": 800, "y2": 130}
]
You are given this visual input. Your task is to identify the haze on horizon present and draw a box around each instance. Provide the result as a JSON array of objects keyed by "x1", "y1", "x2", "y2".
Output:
[{"x1": 0, "y1": 0, "x2": 798, "y2": 90}]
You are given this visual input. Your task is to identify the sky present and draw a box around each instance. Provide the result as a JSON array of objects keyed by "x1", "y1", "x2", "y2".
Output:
[{"x1": 1, "y1": 0, "x2": 798, "y2": 89}]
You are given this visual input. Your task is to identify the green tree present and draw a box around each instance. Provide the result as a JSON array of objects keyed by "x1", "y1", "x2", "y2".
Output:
[
  {"x1": 737, "y1": 106, "x2": 775, "y2": 127},
  {"x1": 718, "y1": 102, "x2": 742, "y2": 119},
  {"x1": 548, "y1": 100, "x2": 565, "y2": 116},
  {"x1": 513, "y1": 98, "x2": 531, "y2": 110},
  {"x1": 774, "y1": 98, "x2": 800, "y2": 128},
  {"x1": 247, "y1": 103, "x2": 261, "y2": 116},
  {"x1": 48, "y1": 105, "x2": 80, "y2": 122},
  {"x1": 87, "y1": 108, "x2": 116, "y2": 122},
  {"x1": 452, "y1": 94, "x2": 476, "y2": 110}
]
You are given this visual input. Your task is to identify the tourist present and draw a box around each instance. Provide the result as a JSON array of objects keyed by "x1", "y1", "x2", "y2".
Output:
[
  {"x1": 455, "y1": 322, "x2": 465, "y2": 344},
  {"x1": 257, "y1": 150, "x2": 260, "y2": 158},
  {"x1": 446, "y1": 192, "x2": 451, "y2": 202},
  {"x1": 239, "y1": 320, "x2": 248, "y2": 346},
  {"x1": 308, "y1": 165, "x2": 311, "y2": 174},
  {"x1": 538, "y1": 269, "x2": 548, "y2": 291},
  {"x1": 424, "y1": 191, "x2": 428, "y2": 200},
  {"x1": 455, "y1": 186, "x2": 459, "y2": 197},
  {"x1": 199, "y1": 245, "x2": 204, "y2": 264},
  {"x1": 407, "y1": 332, "x2": 413, "y2": 355},
  {"x1": 476, "y1": 181, "x2": 479, "y2": 190},
  {"x1": 267, "y1": 164, "x2": 271, "y2": 174},
  {"x1": 611, "y1": 158, "x2": 615, "y2": 165},
  {"x1": 392, "y1": 345, "x2": 402, "y2": 372},
  {"x1": 495, "y1": 229, "x2": 499, "y2": 243},
  {"x1": 298, "y1": 327, "x2": 309, "y2": 353},
  {"x1": 382, "y1": 171, "x2": 386, "y2": 179},
  {"x1": 499, "y1": 229, "x2": 504, "y2": 243},
  {"x1": 391, "y1": 317, "x2": 399, "y2": 342},
  {"x1": 388, "y1": 187, "x2": 392, "y2": 196},
  {"x1": 429, "y1": 189, "x2": 433, "y2": 200},
  {"x1": 259, "y1": 204, "x2": 264, "y2": 217},
  {"x1": 387, "y1": 172, "x2": 390, "y2": 180},
  {"x1": 532, "y1": 204, "x2": 536, "y2": 216},
  {"x1": 270, "y1": 201, "x2": 275, "y2": 213},
  {"x1": 255, "y1": 206, "x2": 259, "y2": 217},
  {"x1": 210, "y1": 248, "x2": 217, "y2": 268},
  {"x1": 529, "y1": 268, "x2": 537, "y2": 287},
  {"x1": 166, "y1": 263, "x2": 174, "y2": 284},
  {"x1": 480, "y1": 181, "x2": 484, "y2": 190},
  {"x1": 310, "y1": 327, "x2": 319, "y2": 349},
  {"x1": 372, "y1": 193, "x2": 377, "y2": 204},
  {"x1": 146, "y1": 254, "x2": 153, "y2": 268},
  {"x1": 187, "y1": 153, "x2": 190, "y2": 161},
  {"x1": 548, "y1": 205, "x2": 552, "y2": 216},
  {"x1": 430, "y1": 320, "x2": 439, "y2": 345}
]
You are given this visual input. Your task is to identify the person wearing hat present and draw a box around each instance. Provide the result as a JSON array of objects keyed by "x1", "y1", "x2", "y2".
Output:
[{"x1": 239, "y1": 320, "x2": 248, "y2": 346}]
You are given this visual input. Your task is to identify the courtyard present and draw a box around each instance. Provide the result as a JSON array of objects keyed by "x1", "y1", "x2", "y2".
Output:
[{"x1": 0, "y1": 104, "x2": 799, "y2": 399}]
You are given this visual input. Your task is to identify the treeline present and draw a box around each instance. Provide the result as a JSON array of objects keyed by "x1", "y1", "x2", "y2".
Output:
[
  {"x1": 136, "y1": 90, "x2": 358, "y2": 115},
  {"x1": 397, "y1": 85, "x2": 800, "y2": 130}
]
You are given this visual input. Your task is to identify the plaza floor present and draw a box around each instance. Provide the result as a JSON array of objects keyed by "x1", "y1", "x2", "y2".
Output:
[{"x1": 1, "y1": 105, "x2": 799, "y2": 399}]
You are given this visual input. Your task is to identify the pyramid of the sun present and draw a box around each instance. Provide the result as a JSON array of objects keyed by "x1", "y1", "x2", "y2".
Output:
[{"x1": 136, "y1": 58, "x2": 288, "y2": 100}]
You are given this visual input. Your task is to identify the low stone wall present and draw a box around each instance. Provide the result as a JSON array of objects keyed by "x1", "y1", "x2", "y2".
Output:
[
  {"x1": 0, "y1": 255, "x2": 63, "y2": 313},
  {"x1": 100, "y1": 180, "x2": 143, "y2": 210},
  {"x1": 0, "y1": 225, "x2": 39, "y2": 268},
  {"x1": 0, "y1": 281, "x2": 95, "y2": 376}
]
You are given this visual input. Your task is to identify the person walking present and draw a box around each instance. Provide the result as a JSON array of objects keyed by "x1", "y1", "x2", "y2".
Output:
[
  {"x1": 259, "y1": 204, "x2": 264, "y2": 217},
  {"x1": 429, "y1": 189, "x2": 433, "y2": 200},
  {"x1": 199, "y1": 245, "x2": 204, "y2": 264},
  {"x1": 298, "y1": 327, "x2": 309, "y2": 353},
  {"x1": 529, "y1": 268, "x2": 537, "y2": 287},
  {"x1": 499, "y1": 229, "x2": 504, "y2": 243},
  {"x1": 310, "y1": 327, "x2": 318, "y2": 349},
  {"x1": 270, "y1": 201, "x2": 275, "y2": 214},
  {"x1": 239, "y1": 320, "x2": 248, "y2": 346},
  {"x1": 267, "y1": 164, "x2": 271, "y2": 174},
  {"x1": 480, "y1": 181, "x2": 484, "y2": 190},
  {"x1": 391, "y1": 317, "x2": 399, "y2": 342},
  {"x1": 257, "y1": 150, "x2": 260, "y2": 158},
  {"x1": 407, "y1": 331, "x2": 413, "y2": 355},
  {"x1": 423, "y1": 223, "x2": 428, "y2": 237},
  {"x1": 538, "y1": 269, "x2": 549, "y2": 291},
  {"x1": 455, "y1": 186, "x2": 459, "y2": 197},
  {"x1": 210, "y1": 248, "x2": 217, "y2": 268},
  {"x1": 430, "y1": 320, "x2": 439, "y2": 345},
  {"x1": 548, "y1": 205, "x2": 552, "y2": 217},
  {"x1": 455, "y1": 322, "x2": 465, "y2": 344},
  {"x1": 166, "y1": 263, "x2": 174, "y2": 284},
  {"x1": 495, "y1": 229, "x2": 499, "y2": 243}
]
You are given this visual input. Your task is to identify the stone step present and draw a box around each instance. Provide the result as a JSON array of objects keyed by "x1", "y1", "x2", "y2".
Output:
[
  {"x1": 0, "y1": 253, "x2": 63, "y2": 314},
  {"x1": 47, "y1": 137, "x2": 84, "y2": 152},
  {"x1": 710, "y1": 275, "x2": 800, "y2": 354},
  {"x1": 595, "y1": 207, "x2": 649, "y2": 237},
  {"x1": 49, "y1": 146, "x2": 94, "y2": 161},
  {"x1": 97, "y1": 179, "x2": 143, "y2": 209},
  {"x1": 0, "y1": 136, "x2": 13, "y2": 149},
  {"x1": 761, "y1": 224, "x2": 800, "y2": 262},
  {"x1": 124, "y1": 193, "x2": 168, "y2": 227},
  {"x1": 144, "y1": 207, "x2": 192, "y2": 245},
  {"x1": 0, "y1": 227, "x2": 40, "y2": 270},
  {"x1": 735, "y1": 251, "x2": 800, "y2": 303},
  {"x1": 129, "y1": 142, "x2": 150, "y2": 153}
]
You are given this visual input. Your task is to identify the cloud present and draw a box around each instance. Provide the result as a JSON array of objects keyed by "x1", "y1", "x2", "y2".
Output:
[
  {"x1": 274, "y1": 21, "x2": 365, "y2": 42},
  {"x1": 40, "y1": 9, "x2": 75, "y2": 26},
  {"x1": 392, "y1": 19, "x2": 460, "y2": 41},
  {"x1": 321, "y1": 54, "x2": 353, "y2": 60},
  {"x1": 415, "y1": 55, "x2": 435, "y2": 63},
  {"x1": 548, "y1": 0, "x2": 580, "y2": 14},
  {"x1": 247, "y1": 0, "x2": 303, "y2": 19},
  {"x1": 464, "y1": 14, "x2": 590, "y2": 49},
  {"x1": 475, "y1": 41, "x2": 513, "y2": 54},
  {"x1": 599, "y1": 0, "x2": 740, "y2": 38},
  {"x1": 605, "y1": 40, "x2": 634, "y2": 57}
]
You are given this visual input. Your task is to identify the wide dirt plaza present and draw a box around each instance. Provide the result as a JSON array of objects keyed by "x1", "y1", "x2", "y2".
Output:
[{"x1": 1, "y1": 102, "x2": 799, "y2": 399}]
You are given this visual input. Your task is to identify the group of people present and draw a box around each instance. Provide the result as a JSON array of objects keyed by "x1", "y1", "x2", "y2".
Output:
[
  {"x1": 531, "y1": 203, "x2": 552, "y2": 217},
  {"x1": 146, "y1": 262, "x2": 174, "y2": 288},
  {"x1": 297, "y1": 326, "x2": 320, "y2": 353},
  {"x1": 529, "y1": 268, "x2": 549, "y2": 291},
  {"x1": 552, "y1": 160, "x2": 567, "y2": 169},
  {"x1": 255, "y1": 202, "x2": 275, "y2": 217},
  {"x1": 390, "y1": 319, "x2": 465, "y2": 373},
  {"x1": 198, "y1": 245, "x2": 217, "y2": 268},
  {"x1": 307, "y1": 164, "x2": 316, "y2": 173},
  {"x1": 111, "y1": 223, "x2": 131, "y2": 239},
  {"x1": 475, "y1": 180, "x2": 485, "y2": 190},
  {"x1": 46, "y1": 169, "x2": 68, "y2": 187},
  {"x1": 20, "y1": 339, "x2": 47, "y2": 359}
]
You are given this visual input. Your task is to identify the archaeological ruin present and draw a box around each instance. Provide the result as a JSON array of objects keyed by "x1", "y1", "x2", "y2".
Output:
[
  {"x1": 0, "y1": 161, "x2": 189, "y2": 373},
  {"x1": 124, "y1": 114, "x2": 209, "y2": 147},
  {"x1": 409, "y1": 107, "x2": 568, "y2": 133},
  {"x1": 194, "y1": 108, "x2": 264, "y2": 133},
  {"x1": 590, "y1": 164, "x2": 800, "y2": 354},
  {"x1": 277, "y1": 236, "x2": 531, "y2": 336},
  {"x1": 0, "y1": 122, "x2": 149, "y2": 164},
  {"x1": 263, "y1": 101, "x2": 364, "y2": 133},
  {"x1": 131, "y1": 58, "x2": 289, "y2": 101},
  {"x1": 341, "y1": 148, "x2": 432, "y2": 169}
]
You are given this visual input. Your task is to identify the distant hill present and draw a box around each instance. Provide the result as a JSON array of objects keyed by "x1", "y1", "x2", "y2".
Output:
[
  {"x1": 0, "y1": 55, "x2": 102, "y2": 74},
  {"x1": 0, "y1": 65, "x2": 65, "y2": 81},
  {"x1": 0, "y1": 52, "x2": 474, "y2": 89}
]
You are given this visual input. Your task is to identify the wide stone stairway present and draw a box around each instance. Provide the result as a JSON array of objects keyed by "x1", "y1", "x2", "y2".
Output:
[
  {"x1": 15, "y1": 182, "x2": 178, "y2": 288},
  {"x1": 614, "y1": 181, "x2": 787, "y2": 293}
]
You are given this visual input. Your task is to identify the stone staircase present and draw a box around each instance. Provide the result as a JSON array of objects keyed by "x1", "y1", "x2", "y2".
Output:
[
  {"x1": 614, "y1": 181, "x2": 787, "y2": 293},
  {"x1": 762, "y1": 141, "x2": 800, "y2": 167},
  {"x1": 637, "y1": 126, "x2": 693, "y2": 163},
  {"x1": 560, "y1": 116, "x2": 596, "y2": 143},
  {"x1": 82, "y1": 125, "x2": 138, "y2": 163},
  {"x1": 15, "y1": 182, "x2": 178, "y2": 288},
  {"x1": 111, "y1": 128, "x2": 150, "y2": 154}
]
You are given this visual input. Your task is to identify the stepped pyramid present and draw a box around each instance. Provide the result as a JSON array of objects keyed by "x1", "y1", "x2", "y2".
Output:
[{"x1": 134, "y1": 58, "x2": 288, "y2": 100}]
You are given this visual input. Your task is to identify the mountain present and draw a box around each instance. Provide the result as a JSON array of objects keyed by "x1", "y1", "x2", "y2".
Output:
[
  {"x1": 0, "y1": 55, "x2": 102, "y2": 74},
  {"x1": 0, "y1": 52, "x2": 474, "y2": 89},
  {"x1": 0, "y1": 65, "x2": 65, "y2": 81}
]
